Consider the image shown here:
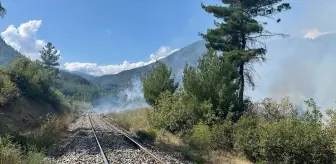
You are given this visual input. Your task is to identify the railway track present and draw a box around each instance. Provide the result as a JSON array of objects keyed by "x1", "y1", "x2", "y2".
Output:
[
  {"x1": 87, "y1": 113, "x2": 166, "y2": 164},
  {"x1": 46, "y1": 113, "x2": 190, "y2": 164}
]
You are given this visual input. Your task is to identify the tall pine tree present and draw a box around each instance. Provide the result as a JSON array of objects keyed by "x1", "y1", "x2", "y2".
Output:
[
  {"x1": 200, "y1": 0, "x2": 291, "y2": 111},
  {"x1": 0, "y1": 1, "x2": 6, "y2": 17},
  {"x1": 40, "y1": 42, "x2": 60, "y2": 73}
]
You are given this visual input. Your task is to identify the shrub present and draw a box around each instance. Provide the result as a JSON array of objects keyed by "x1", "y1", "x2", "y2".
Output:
[
  {"x1": 10, "y1": 57, "x2": 55, "y2": 101},
  {"x1": 186, "y1": 123, "x2": 212, "y2": 151},
  {"x1": 0, "y1": 136, "x2": 22, "y2": 164},
  {"x1": 210, "y1": 120, "x2": 233, "y2": 150},
  {"x1": 136, "y1": 128, "x2": 157, "y2": 143},
  {"x1": 26, "y1": 149, "x2": 45, "y2": 164},
  {"x1": 183, "y1": 51, "x2": 240, "y2": 122},
  {"x1": 0, "y1": 73, "x2": 19, "y2": 106},
  {"x1": 250, "y1": 97, "x2": 298, "y2": 121},
  {"x1": 259, "y1": 118, "x2": 334, "y2": 164},
  {"x1": 0, "y1": 136, "x2": 44, "y2": 164},
  {"x1": 326, "y1": 109, "x2": 336, "y2": 152},
  {"x1": 149, "y1": 91, "x2": 212, "y2": 133},
  {"x1": 141, "y1": 61, "x2": 178, "y2": 106},
  {"x1": 233, "y1": 114, "x2": 261, "y2": 162},
  {"x1": 33, "y1": 113, "x2": 70, "y2": 149}
]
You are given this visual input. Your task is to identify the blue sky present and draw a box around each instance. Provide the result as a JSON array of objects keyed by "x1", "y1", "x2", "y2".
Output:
[
  {"x1": 0, "y1": 0, "x2": 217, "y2": 74},
  {"x1": 0, "y1": 0, "x2": 335, "y2": 76}
]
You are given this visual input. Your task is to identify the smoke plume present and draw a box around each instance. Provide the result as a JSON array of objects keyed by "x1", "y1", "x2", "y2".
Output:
[{"x1": 92, "y1": 77, "x2": 149, "y2": 114}]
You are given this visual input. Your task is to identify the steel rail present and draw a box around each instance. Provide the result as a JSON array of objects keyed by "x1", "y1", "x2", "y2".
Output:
[
  {"x1": 101, "y1": 117, "x2": 166, "y2": 164},
  {"x1": 88, "y1": 114, "x2": 111, "y2": 164}
]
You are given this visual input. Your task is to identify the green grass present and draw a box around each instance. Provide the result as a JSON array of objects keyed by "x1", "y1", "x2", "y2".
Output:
[{"x1": 0, "y1": 136, "x2": 45, "y2": 164}]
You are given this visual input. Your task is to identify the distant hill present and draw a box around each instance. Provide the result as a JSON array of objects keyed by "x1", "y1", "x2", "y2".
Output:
[
  {"x1": 91, "y1": 40, "x2": 206, "y2": 90},
  {"x1": 0, "y1": 38, "x2": 21, "y2": 65},
  {"x1": 68, "y1": 70, "x2": 97, "y2": 81},
  {"x1": 89, "y1": 40, "x2": 207, "y2": 112}
]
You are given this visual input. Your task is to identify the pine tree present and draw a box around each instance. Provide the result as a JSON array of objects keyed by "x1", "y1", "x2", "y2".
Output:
[
  {"x1": 141, "y1": 61, "x2": 178, "y2": 106},
  {"x1": 200, "y1": 0, "x2": 291, "y2": 112},
  {"x1": 40, "y1": 42, "x2": 60, "y2": 73},
  {"x1": 0, "y1": 1, "x2": 6, "y2": 17}
]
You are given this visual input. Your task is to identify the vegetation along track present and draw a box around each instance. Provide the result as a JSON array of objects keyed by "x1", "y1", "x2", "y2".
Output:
[{"x1": 46, "y1": 112, "x2": 190, "y2": 164}]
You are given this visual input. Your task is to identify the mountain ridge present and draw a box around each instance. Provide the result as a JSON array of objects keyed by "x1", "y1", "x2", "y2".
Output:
[{"x1": 90, "y1": 40, "x2": 206, "y2": 89}]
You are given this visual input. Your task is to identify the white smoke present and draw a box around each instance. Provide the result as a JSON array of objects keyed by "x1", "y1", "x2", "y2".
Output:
[
  {"x1": 250, "y1": 35, "x2": 336, "y2": 110},
  {"x1": 92, "y1": 77, "x2": 149, "y2": 114}
]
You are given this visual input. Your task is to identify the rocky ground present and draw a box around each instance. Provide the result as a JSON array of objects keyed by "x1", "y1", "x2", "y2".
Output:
[{"x1": 45, "y1": 114, "x2": 191, "y2": 164}]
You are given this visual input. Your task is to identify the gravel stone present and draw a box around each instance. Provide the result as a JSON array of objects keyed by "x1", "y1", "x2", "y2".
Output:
[{"x1": 45, "y1": 115, "x2": 192, "y2": 164}]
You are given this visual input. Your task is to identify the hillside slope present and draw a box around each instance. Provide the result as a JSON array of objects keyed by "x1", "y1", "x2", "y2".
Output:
[
  {"x1": 91, "y1": 40, "x2": 206, "y2": 89},
  {"x1": 90, "y1": 40, "x2": 206, "y2": 112},
  {"x1": 0, "y1": 38, "x2": 21, "y2": 65},
  {"x1": 0, "y1": 38, "x2": 103, "y2": 102}
]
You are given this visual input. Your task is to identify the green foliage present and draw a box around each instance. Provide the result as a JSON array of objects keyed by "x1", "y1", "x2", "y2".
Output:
[
  {"x1": 26, "y1": 149, "x2": 44, "y2": 164},
  {"x1": 40, "y1": 42, "x2": 60, "y2": 72},
  {"x1": 136, "y1": 128, "x2": 157, "y2": 143},
  {"x1": 301, "y1": 98, "x2": 323, "y2": 123},
  {"x1": 0, "y1": 136, "x2": 44, "y2": 164},
  {"x1": 8, "y1": 57, "x2": 70, "y2": 108},
  {"x1": 0, "y1": 1, "x2": 5, "y2": 18},
  {"x1": 0, "y1": 136, "x2": 22, "y2": 164},
  {"x1": 186, "y1": 123, "x2": 212, "y2": 151},
  {"x1": 149, "y1": 91, "x2": 212, "y2": 133},
  {"x1": 0, "y1": 71, "x2": 19, "y2": 106},
  {"x1": 183, "y1": 50, "x2": 239, "y2": 122},
  {"x1": 55, "y1": 78, "x2": 104, "y2": 102},
  {"x1": 200, "y1": 0, "x2": 291, "y2": 109},
  {"x1": 210, "y1": 120, "x2": 233, "y2": 150},
  {"x1": 33, "y1": 114, "x2": 61, "y2": 148},
  {"x1": 10, "y1": 57, "x2": 55, "y2": 100},
  {"x1": 233, "y1": 114, "x2": 261, "y2": 162},
  {"x1": 259, "y1": 118, "x2": 334, "y2": 164},
  {"x1": 232, "y1": 99, "x2": 336, "y2": 163},
  {"x1": 141, "y1": 61, "x2": 178, "y2": 106}
]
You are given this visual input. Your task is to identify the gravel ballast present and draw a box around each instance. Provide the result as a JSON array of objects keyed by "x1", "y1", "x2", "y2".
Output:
[{"x1": 45, "y1": 114, "x2": 192, "y2": 164}]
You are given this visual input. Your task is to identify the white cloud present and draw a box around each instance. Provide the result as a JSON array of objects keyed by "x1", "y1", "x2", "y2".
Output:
[
  {"x1": 64, "y1": 46, "x2": 179, "y2": 76},
  {"x1": 1, "y1": 20, "x2": 46, "y2": 59},
  {"x1": 303, "y1": 29, "x2": 329, "y2": 39},
  {"x1": 149, "y1": 46, "x2": 179, "y2": 60}
]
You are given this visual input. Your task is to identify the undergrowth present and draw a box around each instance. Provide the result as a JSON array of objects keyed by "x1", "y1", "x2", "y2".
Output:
[{"x1": 106, "y1": 98, "x2": 336, "y2": 164}]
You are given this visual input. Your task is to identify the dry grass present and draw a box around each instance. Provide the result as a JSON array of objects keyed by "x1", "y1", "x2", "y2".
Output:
[
  {"x1": 0, "y1": 109, "x2": 78, "y2": 164},
  {"x1": 106, "y1": 108, "x2": 151, "y2": 132},
  {"x1": 105, "y1": 108, "x2": 251, "y2": 164},
  {"x1": 208, "y1": 151, "x2": 250, "y2": 164}
]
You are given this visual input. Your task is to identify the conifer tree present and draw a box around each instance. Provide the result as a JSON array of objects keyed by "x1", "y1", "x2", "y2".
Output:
[
  {"x1": 200, "y1": 0, "x2": 291, "y2": 111},
  {"x1": 40, "y1": 42, "x2": 60, "y2": 73},
  {"x1": 141, "y1": 61, "x2": 178, "y2": 106},
  {"x1": 0, "y1": 1, "x2": 6, "y2": 17}
]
